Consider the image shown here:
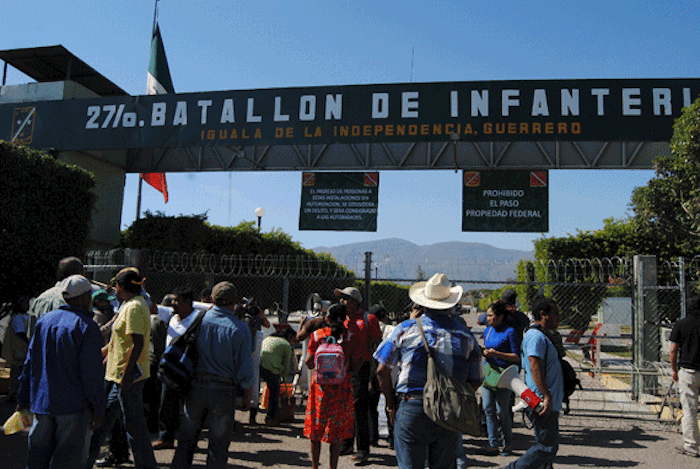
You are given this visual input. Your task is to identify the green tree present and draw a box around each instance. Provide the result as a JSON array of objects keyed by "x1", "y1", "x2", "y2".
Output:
[
  {"x1": 629, "y1": 97, "x2": 700, "y2": 258},
  {"x1": 120, "y1": 211, "x2": 351, "y2": 274},
  {"x1": 0, "y1": 141, "x2": 96, "y2": 301}
]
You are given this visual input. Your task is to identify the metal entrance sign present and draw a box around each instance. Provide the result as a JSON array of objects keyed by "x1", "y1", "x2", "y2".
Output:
[
  {"x1": 2, "y1": 78, "x2": 699, "y2": 151},
  {"x1": 462, "y1": 170, "x2": 549, "y2": 232},
  {"x1": 299, "y1": 172, "x2": 379, "y2": 231}
]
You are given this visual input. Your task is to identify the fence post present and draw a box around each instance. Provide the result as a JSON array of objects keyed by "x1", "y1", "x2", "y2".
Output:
[
  {"x1": 679, "y1": 257, "x2": 686, "y2": 319},
  {"x1": 633, "y1": 254, "x2": 658, "y2": 400},
  {"x1": 364, "y1": 252, "x2": 372, "y2": 307},
  {"x1": 282, "y1": 276, "x2": 290, "y2": 317},
  {"x1": 124, "y1": 248, "x2": 147, "y2": 274}
]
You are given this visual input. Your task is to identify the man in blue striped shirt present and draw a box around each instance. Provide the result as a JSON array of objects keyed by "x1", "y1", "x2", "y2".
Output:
[{"x1": 374, "y1": 273, "x2": 483, "y2": 469}]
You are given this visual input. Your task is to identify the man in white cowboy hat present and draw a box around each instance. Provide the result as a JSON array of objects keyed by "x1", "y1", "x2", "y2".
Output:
[
  {"x1": 374, "y1": 273, "x2": 483, "y2": 469},
  {"x1": 334, "y1": 286, "x2": 383, "y2": 465}
]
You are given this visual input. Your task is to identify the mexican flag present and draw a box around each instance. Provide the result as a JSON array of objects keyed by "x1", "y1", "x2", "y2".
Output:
[
  {"x1": 142, "y1": 22, "x2": 173, "y2": 202},
  {"x1": 147, "y1": 23, "x2": 174, "y2": 95}
]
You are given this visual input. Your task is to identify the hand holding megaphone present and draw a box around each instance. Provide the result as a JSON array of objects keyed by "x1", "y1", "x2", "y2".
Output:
[{"x1": 496, "y1": 364, "x2": 544, "y2": 414}]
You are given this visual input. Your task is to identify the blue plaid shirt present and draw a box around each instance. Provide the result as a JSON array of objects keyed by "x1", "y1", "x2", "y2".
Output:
[{"x1": 373, "y1": 311, "x2": 483, "y2": 394}]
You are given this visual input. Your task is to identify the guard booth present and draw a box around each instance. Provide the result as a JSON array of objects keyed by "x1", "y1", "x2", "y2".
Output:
[{"x1": 1, "y1": 45, "x2": 129, "y2": 249}]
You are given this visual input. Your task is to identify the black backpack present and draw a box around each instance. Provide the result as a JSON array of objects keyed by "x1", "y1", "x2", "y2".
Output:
[
  {"x1": 528, "y1": 325, "x2": 582, "y2": 413},
  {"x1": 560, "y1": 356, "x2": 582, "y2": 413},
  {"x1": 157, "y1": 310, "x2": 205, "y2": 393}
]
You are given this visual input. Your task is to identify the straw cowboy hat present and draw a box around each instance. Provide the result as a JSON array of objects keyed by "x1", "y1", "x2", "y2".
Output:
[{"x1": 409, "y1": 273, "x2": 463, "y2": 310}]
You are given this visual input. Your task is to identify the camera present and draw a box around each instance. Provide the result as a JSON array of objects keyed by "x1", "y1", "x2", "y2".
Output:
[{"x1": 236, "y1": 297, "x2": 262, "y2": 320}]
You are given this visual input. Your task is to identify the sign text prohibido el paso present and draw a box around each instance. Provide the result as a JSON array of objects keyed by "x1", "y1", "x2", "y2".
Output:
[
  {"x1": 299, "y1": 172, "x2": 379, "y2": 232},
  {"x1": 462, "y1": 170, "x2": 548, "y2": 232}
]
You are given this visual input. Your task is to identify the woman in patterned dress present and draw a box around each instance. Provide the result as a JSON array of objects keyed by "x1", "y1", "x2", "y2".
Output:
[{"x1": 304, "y1": 303, "x2": 358, "y2": 469}]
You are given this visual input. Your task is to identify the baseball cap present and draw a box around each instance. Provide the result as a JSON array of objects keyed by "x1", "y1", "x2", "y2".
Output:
[
  {"x1": 62, "y1": 275, "x2": 93, "y2": 300},
  {"x1": 92, "y1": 289, "x2": 116, "y2": 303},
  {"x1": 334, "y1": 286, "x2": 363, "y2": 304}
]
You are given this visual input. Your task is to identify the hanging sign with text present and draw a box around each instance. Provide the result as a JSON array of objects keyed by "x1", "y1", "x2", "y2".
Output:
[
  {"x1": 462, "y1": 170, "x2": 549, "y2": 232},
  {"x1": 2, "y1": 78, "x2": 699, "y2": 151},
  {"x1": 299, "y1": 172, "x2": 379, "y2": 231}
]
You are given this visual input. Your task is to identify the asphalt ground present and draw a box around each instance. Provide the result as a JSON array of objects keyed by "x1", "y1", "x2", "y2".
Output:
[
  {"x1": 2, "y1": 311, "x2": 697, "y2": 468},
  {"x1": 1, "y1": 393, "x2": 697, "y2": 469}
]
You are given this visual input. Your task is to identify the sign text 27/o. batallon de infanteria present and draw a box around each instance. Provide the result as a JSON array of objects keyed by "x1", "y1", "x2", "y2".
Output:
[
  {"x1": 462, "y1": 170, "x2": 549, "y2": 233},
  {"x1": 2, "y1": 78, "x2": 698, "y2": 151}
]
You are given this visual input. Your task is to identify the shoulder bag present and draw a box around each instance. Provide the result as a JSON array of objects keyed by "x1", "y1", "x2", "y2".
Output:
[
  {"x1": 416, "y1": 317, "x2": 483, "y2": 437},
  {"x1": 482, "y1": 328, "x2": 504, "y2": 391}
]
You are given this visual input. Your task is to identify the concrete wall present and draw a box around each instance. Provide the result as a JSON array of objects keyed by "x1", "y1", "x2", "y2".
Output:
[{"x1": 57, "y1": 150, "x2": 126, "y2": 249}]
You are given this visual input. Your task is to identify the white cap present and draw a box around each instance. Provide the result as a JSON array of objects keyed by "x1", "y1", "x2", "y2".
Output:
[{"x1": 61, "y1": 275, "x2": 93, "y2": 300}]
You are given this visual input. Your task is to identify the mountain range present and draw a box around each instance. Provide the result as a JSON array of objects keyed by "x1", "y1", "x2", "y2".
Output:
[{"x1": 312, "y1": 238, "x2": 534, "y2": 283}]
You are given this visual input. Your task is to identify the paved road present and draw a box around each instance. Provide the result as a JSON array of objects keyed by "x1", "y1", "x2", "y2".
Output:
[
  {"x1": 2, "y1": 312, "x2": 696, "y2": 468},
  {"x1": 1, "y1": 395, "x2": 696, "y2": 469}
]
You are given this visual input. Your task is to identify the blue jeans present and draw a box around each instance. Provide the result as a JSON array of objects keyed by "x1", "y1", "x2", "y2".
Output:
[
  {"x1": 455, "y1": 433, "x2": 467, "y2": 469},
  {"x1": 503, "y1": 409, "x2": 559, "y2": 469},
  {"x1": 394, "y1": 398, "x2": 459, "y2": 469},
  {"x1": 482, "y1": 386, "x2": 514, "y2": 448},
  {"x1": 27, "y1": 408, "x2": 91, "y2": 469},
  {"x1": 86, "y1": 380, "x2": 157, "y2": 469},
  {"x1": 171, "y1": 380, "x2": 236, "y2": 469},
  {"x1": 259, "y1": 366, "x2": 280, "y2": 420}
]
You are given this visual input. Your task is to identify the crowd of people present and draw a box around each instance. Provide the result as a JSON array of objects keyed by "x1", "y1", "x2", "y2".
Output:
[{"x1": 5, "y1": 255, "x2": 700, "y2": 468}]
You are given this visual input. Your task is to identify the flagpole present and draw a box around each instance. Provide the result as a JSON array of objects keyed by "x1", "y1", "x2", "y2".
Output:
[
  {"x1": 152, "y1": 0, "x2": 159, "y2": 35},
  {"x1": 138, "y1": 0, "x2": 158, "y2": 221},
  {"x1": 136, "y1": 176, "x2": 143, "y2": 220}
]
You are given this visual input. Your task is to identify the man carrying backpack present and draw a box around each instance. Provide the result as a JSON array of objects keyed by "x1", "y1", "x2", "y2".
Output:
[
  {"x1": 373, "y1": 273, "x2": 483, "y2": 469},
  {"x1": 503, "y1": 297, "x2": 564, "y2": 469},
  {"x1": 335, "y1": 286, "x2": 383, "y2": 465},
  {"x1": 171, "y1": 281, "x2": 253, "y2": 469},
  {"x1": 153, "y1": 286, "x2": 201, "y2": 450}
]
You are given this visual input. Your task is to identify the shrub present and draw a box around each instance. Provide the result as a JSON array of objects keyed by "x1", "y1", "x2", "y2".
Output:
[{"x1": 0, "y1": 141, "x2": 96, "y2": 301}]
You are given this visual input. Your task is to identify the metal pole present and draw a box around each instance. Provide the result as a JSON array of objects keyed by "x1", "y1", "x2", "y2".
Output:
[
  {"x1": 136, "y1": 176, "x2": 143, "y2": 220},
  {"x1": 282, "y1": 276, "x2": 290, "y2": 320},
  {"x1": 680, "y1": 257, "x2": 686, "y2": 319},
  {"x1": 152, "y1": 0, "x2": 159, "y2": 35},
  {"x1": 364, "y1": 252, "x2": 372, "y2": 307}
]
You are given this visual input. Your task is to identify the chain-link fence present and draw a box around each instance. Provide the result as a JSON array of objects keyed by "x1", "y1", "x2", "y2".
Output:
[
  {"x1": 8, "y1": 249, "x2": 697, "y2": 429},
  {"x1": 361, "y1": 254, "x2": 693, "y2": 429}
]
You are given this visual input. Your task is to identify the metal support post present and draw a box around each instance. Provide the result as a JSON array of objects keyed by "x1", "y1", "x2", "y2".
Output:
[
  {"x1": 633, "y1": 255, "x2": 659, "y2": 400},
  {"x1": 364, "y1": 252, "x2": 372, "y2": 307},
  {"x1": 282, "y1": 276, "x2": 290, "y2": 317}
]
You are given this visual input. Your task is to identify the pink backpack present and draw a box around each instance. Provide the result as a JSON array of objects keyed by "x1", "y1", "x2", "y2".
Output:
[{"x1": 314, "y1": 335, "x2": 347, "y2": 385}]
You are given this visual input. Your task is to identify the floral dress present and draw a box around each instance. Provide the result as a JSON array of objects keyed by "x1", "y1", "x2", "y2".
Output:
[{"x1": 303, "y1": 327, "x2": 355, "y2": 443}]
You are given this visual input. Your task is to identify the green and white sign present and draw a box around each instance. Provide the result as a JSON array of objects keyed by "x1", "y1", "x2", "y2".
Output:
[
  {"x1": 299, "y1": 172, "x2": 379, "y2": 231},
  {"x1": 462, "y1": 170, "x2": 548, "y2": 232}
]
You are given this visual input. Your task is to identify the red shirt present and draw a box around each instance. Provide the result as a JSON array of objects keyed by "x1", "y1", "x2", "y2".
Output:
[{"x1": 344, "y1": 310, "x2": 383, "y2": 363}]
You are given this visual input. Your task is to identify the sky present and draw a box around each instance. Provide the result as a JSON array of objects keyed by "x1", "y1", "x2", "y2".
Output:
[{"x1": 2, "y1": 1, "x2": 699, "y2": 252}]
